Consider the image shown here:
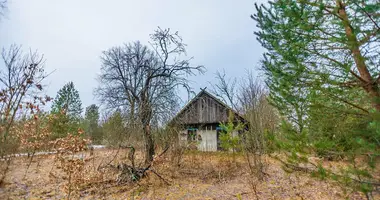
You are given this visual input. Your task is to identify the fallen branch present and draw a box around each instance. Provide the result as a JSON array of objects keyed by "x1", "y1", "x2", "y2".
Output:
[
  {"x1": 150, "y1": 169, "x2": 170, "y2": 185},
  {"x1": 109, "y1": 145, "x2": 171, "y2": 185}
]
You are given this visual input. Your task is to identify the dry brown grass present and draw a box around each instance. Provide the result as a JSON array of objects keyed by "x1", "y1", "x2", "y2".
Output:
[{"x1": 0, "y1": 148, "x2": 377, "y2": 200}]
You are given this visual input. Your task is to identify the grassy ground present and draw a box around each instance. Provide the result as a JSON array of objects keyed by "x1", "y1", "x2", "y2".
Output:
[{"x1": 0, "y1": 148, "x2": 377, "y2": 199}]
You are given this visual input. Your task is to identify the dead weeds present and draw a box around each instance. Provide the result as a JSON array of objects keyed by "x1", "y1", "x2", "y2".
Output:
[{"x1": 0, "y1": 149, "x2": 377, "y2": 200}]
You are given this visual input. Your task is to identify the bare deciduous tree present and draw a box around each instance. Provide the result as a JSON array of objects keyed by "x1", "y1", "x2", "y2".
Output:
[
  {"x1": 96, "y1": 27, "x2": 204, "y2": 164},
  {"x1": 210, "y1": 70, "x2": 239, "y2": 111},
  {"x1": 0, "y1": 45, "x2": 47, "y2": 144},
  {"x1": 239, "y1": 71, "x2": 278, "y2": 180},
  {"x1": 239, "y1": 71, "x2": 278, "y2": 133}
]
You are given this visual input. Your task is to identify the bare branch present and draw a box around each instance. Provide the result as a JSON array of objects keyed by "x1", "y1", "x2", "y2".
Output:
[
  {"x1": 210, "y1": 70, "x2": 239, "y2": 111},
  {"x1": 96, "y1": 28, "x2": 204, "y2": 164},
  {"x1": 0, "y1": 44, "x2": 49, "y2": 151}
]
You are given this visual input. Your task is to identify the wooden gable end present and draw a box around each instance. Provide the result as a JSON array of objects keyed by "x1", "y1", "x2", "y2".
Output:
[{"x1": 175, "y1": 92, "x2": 230, "y2": 125}]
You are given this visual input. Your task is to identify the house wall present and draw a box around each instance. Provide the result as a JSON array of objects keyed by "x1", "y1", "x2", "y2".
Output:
[
  {"x1": 197, "y1": 130, "x2": 217, "y2": 151},
  {"x1": 178, "y1": 129, "x2": 240, "y2": 152},
  {"x1": 179, "y1": 129, "x2": 218, "y2": 152},
  {"x1": 171, "y1": 90, "x2": 247, "y2": 152}
]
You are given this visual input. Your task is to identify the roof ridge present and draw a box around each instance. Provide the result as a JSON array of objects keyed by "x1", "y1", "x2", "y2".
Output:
[{"x1": 169, "y1": 89, "x2": 244, "y2": 125}]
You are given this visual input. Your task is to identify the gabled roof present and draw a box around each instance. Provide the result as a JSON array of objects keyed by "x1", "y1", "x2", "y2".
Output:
[{"x1": 169, "y1": 89, "x2": 245, "y2": 125}]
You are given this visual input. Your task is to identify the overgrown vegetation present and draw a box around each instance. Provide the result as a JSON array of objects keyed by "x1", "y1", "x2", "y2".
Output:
[
  {"x1": 218, "y1": 110, "x2": 244, "y2": 155},
  {"x1": 50, "y1": 81, "x2": 83, "y2": 139},
  {"x1": 96, "y1": 28, "x2": 204, "y2": 164},
  {"x1": 84, "y1": 104, "x2": 102, "y2": 144},
  {"x1": 0, "y1": 0, "x2": 379, "y2": 199},
  {"x1": 252, "y1": 0, "x2": 380, "y2": 199}
]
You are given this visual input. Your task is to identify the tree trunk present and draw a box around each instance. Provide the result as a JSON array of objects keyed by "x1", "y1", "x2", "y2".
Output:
[
  {"x1": 143, "y1": 124, "x2": 154, "y2": 165},
  {"x1": 140, "y1": 90, "x2": 155, "y2": 165},
  {"x1": 337, "y1": 0, "x2": 380, "y2": 111}
]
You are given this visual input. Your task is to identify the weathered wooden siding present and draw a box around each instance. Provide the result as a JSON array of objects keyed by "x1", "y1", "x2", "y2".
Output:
[
  {"x1": 197, "y1": 130, "x2": 217, "y2": 151},
  {"x1": 176, "y1": 93, "x2": 229, "y2": 124},
  {"x1": 173, "y1": 90, "x2": 247, "y2": 152}
]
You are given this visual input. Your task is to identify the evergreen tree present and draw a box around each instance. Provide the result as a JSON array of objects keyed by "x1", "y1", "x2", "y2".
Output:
[
  {"x1": 84, "y1": 104, "x2": 102, "y2": 143},
  {"x1": 253, "y1": 0, "x2": 380, "y2": 197},
  {"x1": 51, "y1": 81, "x2": 83, "y2": 119},
  {"x1": 50, "y1": 82, "x2": 83, "y2": 138},
  {"x1": 219, "y1": 110, "x2": 244, "y2": 153}
]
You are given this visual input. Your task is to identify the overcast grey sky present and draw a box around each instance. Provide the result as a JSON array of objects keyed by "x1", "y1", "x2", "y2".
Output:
[{"x1": 0, "y1": 0, "x2": 266, "y2": 111}]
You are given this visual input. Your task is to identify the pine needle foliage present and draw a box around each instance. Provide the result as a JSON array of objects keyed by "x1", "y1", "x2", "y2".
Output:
[{"x1": 253, "y1": 0, "x2": 380, "y2": 197}]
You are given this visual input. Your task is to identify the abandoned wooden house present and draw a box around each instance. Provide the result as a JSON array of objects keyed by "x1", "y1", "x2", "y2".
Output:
[{"x1": 169, "y1": 89, "x2": 246, "y2": 151}]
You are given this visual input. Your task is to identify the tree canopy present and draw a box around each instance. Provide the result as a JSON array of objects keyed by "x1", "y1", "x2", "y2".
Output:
[
  {"x1": 96, "y1": 27, "x2": 204, "y2": 163},
  {"x1": 50, "y1": 81, "x2": 83, "y2": 138},
  {"x1": 254, "y1": 0, "x2": 380, "y2": 115},
  {"x1": 51, "y1": 81, "x2": 83, "y2": 119},
  {"x1": 253, "y1": 0, "x2": 380, "y2": 196},
  {"x1": 84, "y1": 104, "x2": 101, "y2": 143}
]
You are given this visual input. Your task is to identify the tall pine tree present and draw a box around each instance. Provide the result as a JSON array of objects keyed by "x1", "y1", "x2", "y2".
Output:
[
  {"x1": 253, "y1": 0, "x2": 380, "y2": 197},
  {"x1": 50, "y1": 81, "x2": 83, "y2": 138},
  {"x1": 51, "y1": 81, "x2": 83, "y2": 118}
]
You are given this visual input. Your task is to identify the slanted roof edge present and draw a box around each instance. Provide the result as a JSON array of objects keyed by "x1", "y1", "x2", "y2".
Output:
[{"x1": 168, "y1": 89, "x2": 245, "y2": 125}]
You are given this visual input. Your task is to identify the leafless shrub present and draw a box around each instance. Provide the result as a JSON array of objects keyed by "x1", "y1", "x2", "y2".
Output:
[
  {"x1": 13, "y1": 112, "x2": 52, "y2": 178},
  {"x1": 51, "y1": 128, "x2": 90, "y2": 199},
  {"x1": 210, "y1": 70, "x2": 239, "y2": 111},
  {"x1": 0, "y1": 45, "x2": 49, "y2": 184},
  {"x1": 239, "y1": 71, "x2": 279, "y2": 180},
  {"x1": 158, "y1": 125, "x2": 186, "y2": 176},
  {"x1": 211, "y1": 70, "x2": 279, "y2": 181}
]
